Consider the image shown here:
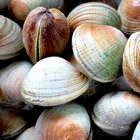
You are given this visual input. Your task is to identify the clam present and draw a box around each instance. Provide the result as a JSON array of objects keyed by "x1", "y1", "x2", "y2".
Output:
[
  {"x1": 118, "y1": 0, "x2": 140, "y2": 35},
  {"x1": 92, "y1": 91, "x2": 140, "y2": 136},
  {"x1": 21, "y1": 57, "x2": 89, "y2": 106},
  {"x1": 123, "y1": 32, "x2": 140, "y2": 93},
  {"x1": 72, "y1": 23, "x2": 127, "y2": 83},
  {"x1": 16, "y1": 127, "x2": 34, "y2": 140},
  {"x1": 0, "y1": 0, "x2": 10, "y2": 11},
  {"x1": 132, "y1": 121, "x2": 140, "y2": 140},
  {"x1": 67, "y1": 2, "x2": 122, "y2": 32},
  {"x1": 34, "y1": 103, "x2": 91, "y2": 140},
  {"x1": 0, "y1": 15, "x2": 23, "y2": 60},
  {"x1": 9, "y1": 0, "x2": 65, "y2": 23},
  {"x1": 0, "y1": 108, "x2": 27, "y2": 139},
  {"x1": 23, "y1": 7, "x2": 70, "y2": 64},
  {"x1": 0, "y1": 61, "x2": 33, "y2": 108}
]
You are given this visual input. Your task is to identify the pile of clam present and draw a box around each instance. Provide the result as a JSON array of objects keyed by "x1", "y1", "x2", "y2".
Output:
[{"x1": 1, "y1": 0, "x2": 140, "y2": 139}]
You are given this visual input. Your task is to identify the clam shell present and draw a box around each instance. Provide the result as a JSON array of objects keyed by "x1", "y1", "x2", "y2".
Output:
[
  {"x1": 23, "y1": 7, "x2": 70, "y2": 64},
  {"x1": 72, "y1": 23, "x2": 127, "y2": 83},
  {"x1": 132, "y1": 121, "x2": 140, "y2": 140},
  {"x1": 21, "y1": 57, "x2": 89, "y2": 106},
  {"x1": 0, "y1": 15, "x2": 23, "y2": 60},
  {"x1": 34, "y1": 103, "x2": 91, "y2": 140},
  {"x1": 92, "y1": 91, "x2": 140, "y2": 136},
  {"x1": 123, "y1": 32, "x2": 140, "y2": 93},
  {"x1": 118, "y1": 0, "x2": 140, "y2": 35},
  {"x1": 9, "y1": 0, "x2": 65, "y2": 23},
  {"x1": 67, "y1": 2, "x2": 122, "y2": 32}
]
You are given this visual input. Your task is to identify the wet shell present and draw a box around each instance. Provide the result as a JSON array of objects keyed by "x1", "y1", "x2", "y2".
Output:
[
  {"x1": 0, "y1": 61, "x2": 33, "y2": 108},
  {"x1": 9, "y1": 0, "x2": 65, "y2": 23},
  {"x1": 72, "y1": 23, "x2": 127, "y2": 83},
  {"x1": 0, "y1": 15, "x2": 23, "y2": 60},
  {"x1": 34, "y1": 103, "x2": 91, "y2": 140},
  {"x1": 92, "y1": 91, "x2": 140, "y2": 136},
  {"x1": 67, "y1": 2, "x2": 122, "y2": 32},
  {"x1": 123, "y1": 32, "x2": 140, "y2": 93},
  {"x1": 23, "y1": 7, "x2": 70, "y2": 64},
  {"x1": 0, "y1": 108, "x2": 27, "y2": 139},
  {"x1": 132, "y1": 121, "x2": 140, "y2": 140},
  {"x1": 21, "y1": 57, "x2": 89, "y2": 106},
  {"x1": 118, "y1": 0, "x2": 140, "y2": 35},
  {"x1": 16, "y1": 127, "x2": 34, "y2": 140}
]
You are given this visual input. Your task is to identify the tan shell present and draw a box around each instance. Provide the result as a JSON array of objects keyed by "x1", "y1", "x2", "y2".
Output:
[
  {"x1": 92, "y1": 91, "x2": 140, "y2": 136},
  {"x1": 21, "y1": 57, "x2": 89, "y2": 106},
  {"x1": 0, "y1": 15, "x2": 23, "y2": 60},
  {"x1": 67, "y1": 2, "x2": 122, "y2": 32},
  {"x1": 123, "y1": 32, "x2": 140, "y2": 93},
  {"x1": 72, "y1": 23, "x2": 127, "y2": 83},
  {"x1": 34, "y1": 103, "x2": 91, "y2": 140}
]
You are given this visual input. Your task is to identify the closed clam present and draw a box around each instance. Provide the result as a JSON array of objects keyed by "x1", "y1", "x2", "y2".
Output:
[
  {"x1": 123, "y1": 32, "x2": 140, "y2": 93},
  {"x1": 0, "y1": 61, "x2": 33, "y2": 108},
  {"x1": 118, "y1": 0, "x2": 140, "y2": 35},
  {"x1": 132, "y1": 121, "x2": 140, "y2": 140},
  {"x1": 9, "y1": 0, "x2": 65, "y2": 23},
  {"x1": 92, "y1": 91, "x2": 140, "y2": 136},
  {"x1": 0, "y1": 15, "x2": 23, "y2": 60},
  {"x1": 23, "y1": 7, "x2": 70, "y2": 64},
  {"x1": 72, "y1": 23, "x2": 127, "y2": 83},
  {"x1": 34, "y1": 103, "x2": 91, "y2": 140},
  {"x1": 21, "y1": 57, "x2": 89, "y2": 106},
  {"x1": 67, "y1": 2, "x2": 122, "y2": 32}
]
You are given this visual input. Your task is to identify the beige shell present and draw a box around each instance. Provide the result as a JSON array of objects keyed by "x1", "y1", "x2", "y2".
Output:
[
  {"x1": 72, "y1": 23, "x2": 127, "y2": 83},
  {"x1": 0, "y1": 15, "x2": 23, "y2": 60},
  {"x1": 21, "y1": 57, "x2": 89, "y2": 106},
  {"x1": 123, "y1": 32, "x2": 140, "y2": 93},
  {"x1": 9, "y1": 0, "x2": 65, "y2": 23},
  {"x1": 118, "y1": 0, "x2": 140, "y2": 35},
  {"x1": 67, "y1": 2, "x2": 122, "y2": 32},
  {"x1": 0, "y1": 61, "x2": 33, "y2": 108},
  {"x1": 132, "y1": 121, "x2": 140, "y2": 140},
  {"x1": 92, "y1": 91, "x2": 140, "y2": 136},
  {"x1": 34, "y1": 103, "x2": 91, "y2": 140}
]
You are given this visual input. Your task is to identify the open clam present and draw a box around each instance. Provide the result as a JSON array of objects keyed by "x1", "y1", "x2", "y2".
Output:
[
  {"x1": 34, "y1": 103, "x2": 91, "y2": 140},
  {"x1": 21, "y1": 57, "x2": 89, "y2": 106}
]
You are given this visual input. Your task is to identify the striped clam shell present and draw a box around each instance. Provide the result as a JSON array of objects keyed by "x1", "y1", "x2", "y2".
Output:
[{"x1": 21, "y1": 57, "x2": 89, "y2": 106}]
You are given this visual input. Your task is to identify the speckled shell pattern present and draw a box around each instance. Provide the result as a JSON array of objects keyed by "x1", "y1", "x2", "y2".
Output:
[
  {"x1": 34, "y1": 103, "x2": 91, "y2": 140},
  {"x1": 21, "y1": 57, "x2": 89, "y2": 106},
  {"x1": 72, "y1": 23, "x2": 127, "y2": 83},
  {"x1": 92, "y1": 91, "x2": 140, "y2": 136},
  {"x1": 67, "y1": 2, "x2": 122, "y2": 32}
]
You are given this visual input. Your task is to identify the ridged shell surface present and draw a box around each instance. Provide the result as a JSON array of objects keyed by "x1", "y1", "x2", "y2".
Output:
[
  {"x1": 67, "y1": 2, "x2": 122, "y2": 32},
  {"x1": 21, "y1": 57, "x2": 89, "y2": 106},
  {"x1": 72, "y1": 23, "x2": 127, "y2": 83},
  {"x1": 34, "y1": 103, "x2": 91, "y2": 140}
]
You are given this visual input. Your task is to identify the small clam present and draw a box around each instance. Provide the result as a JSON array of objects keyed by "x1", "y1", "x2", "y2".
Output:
[
  {"x1": 23, "y1": 7, "x2": 70, "y2": 64},
  {"x1": 34, "y1": 103, "x2": 91, "y2": 140},
  {"x1": 0, "y1": 61, "x2": 33, "y2": 108},
  {"x1": 9, "y1": 0, "x2": 65, "y2": 23},
  {"x1": 132, "y1": 121, "x2": 140, "y2": 140},
  {"x1": 21, "y1": 57, "x2": 89, "y2": 106},
  {"x1": 92, "y1": 91, "x2": 140, "y2": 136},
  {"x1": 0, "y1": 15, "x2": 23, "y2": 60},
  {"x1": 72, "y1": 23, "x2": 127, "y2": 83},
  {"x1": 118, "y1": 0, "x2": 140, "y2": 35},
  {"x1": 16, "y1": 127, "x2": 34, "y2": 140},
  {"x1": 67, "y1": 2, "x2": 122, "y2": 32},
  {"x1": 123, "y1": 32, "x2": 140, "y2": 93}
]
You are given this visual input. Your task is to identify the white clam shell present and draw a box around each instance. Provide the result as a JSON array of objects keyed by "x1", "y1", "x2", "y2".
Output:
[{"x1": 21, "y1": 57, "x2": 89, "y2": 106}]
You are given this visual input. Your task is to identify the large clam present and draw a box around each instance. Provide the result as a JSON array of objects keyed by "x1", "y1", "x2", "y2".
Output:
[
  {"x1": 123, "y1": 32, "x2": 140, "y2": 93},
  {"x1": 21, "y1": 57, "x2": 89, "y2": 106},
  {"x1": 23, "y1": 7, "x2": 70, "y2": 64},
  {"x1": 67, "y1": 2, "x2": 122, "y2": 32},
  {"x1": 72, "y1": 23, "x2": 127, "y2": 83},
  {"x1": 34, "y1": 103, "x2": 91, "y2": 140},
  {"x1": 92, "y1": 91, "x2": 140, "y2": 136},
  {"x1": 9, "y1": 0, "x2": 65, "y2": 23},
  {"x1": 0, "y1": 15, "x2": 23, "y2": 60},
  {"x1": 118, "y1": 0, "x2": 140, "y2": 35}
]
